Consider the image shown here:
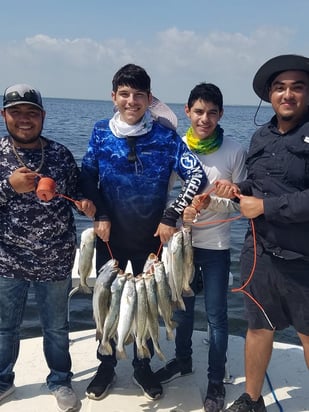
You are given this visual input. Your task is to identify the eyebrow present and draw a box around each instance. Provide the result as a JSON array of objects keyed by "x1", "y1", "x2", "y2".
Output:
[{"x1": 271, "y1": 79, "x2": 307, "y2": 87}]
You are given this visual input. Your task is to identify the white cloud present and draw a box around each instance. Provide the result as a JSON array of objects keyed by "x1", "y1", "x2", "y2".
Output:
[{"x1": 0, "y1": 26, "x2": 303, "y2": 105}]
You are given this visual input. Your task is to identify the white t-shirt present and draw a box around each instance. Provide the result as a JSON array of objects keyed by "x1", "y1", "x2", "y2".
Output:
[{"x1": 183, "y1": 135, "x2": 247, "y2": 250}]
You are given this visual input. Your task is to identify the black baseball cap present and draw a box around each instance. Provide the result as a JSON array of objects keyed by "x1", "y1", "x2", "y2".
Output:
[{"x1": 3, "y1": 83, "x2": 44, "y2": 110}]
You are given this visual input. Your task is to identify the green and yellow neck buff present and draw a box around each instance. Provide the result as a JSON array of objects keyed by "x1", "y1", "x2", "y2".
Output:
[{"x1": 186, "y1": 125, "x2": 224, "y2": 155}]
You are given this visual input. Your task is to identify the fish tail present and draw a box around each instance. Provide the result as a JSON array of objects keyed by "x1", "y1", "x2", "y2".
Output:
[
  {"x1": 165, "y1": 327, "x2": 175, "y2": 341},
  {"x1": 136, "y1": 345, "x2": 145, "y2": 359},
  {"x1": 116, "y1": 347, "x2": 128, "y2": 360},
  {"x1": 182, "y1": 286, "x2": 195, "y2": 297},
  {"x1": 101, "y1": 340, "x2": 113, "y2": 356},
  {"x1": 79, "y1": 284, "x2": 93, "y2": 294},
  {"x1": 141, "y1": 343, "x2": 151, "y2": 359},
  {"x1": 155, "y1": 345, "x2": 166, "y2": 361},
  {"x1": 170, "y1": 320, "x2": 178, "y2": 329},
  {"x1": 177, "y1": 297, "x2": 186, "y2": 311}
]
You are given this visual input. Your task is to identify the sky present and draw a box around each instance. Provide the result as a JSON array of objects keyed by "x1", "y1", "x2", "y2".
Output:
[{"x1": 1, "y1": 0, "x2": 309, "y2": 105}]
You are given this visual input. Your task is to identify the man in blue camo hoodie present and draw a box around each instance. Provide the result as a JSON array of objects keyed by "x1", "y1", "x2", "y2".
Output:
[{"x1": 81, "y1": 64, "x2": 207, "y2": 402}]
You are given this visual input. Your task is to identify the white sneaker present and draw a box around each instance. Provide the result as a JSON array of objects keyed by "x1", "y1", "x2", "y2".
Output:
[
  {"x1": 52, "y1": 386, "x2": 81, "y2": 412},
  {"x1": 0, "y1": 384, "x2": 15, "y2": 401}
]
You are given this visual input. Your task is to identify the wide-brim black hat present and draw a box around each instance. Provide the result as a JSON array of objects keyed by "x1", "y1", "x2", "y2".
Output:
[{"x1": 253, "y1": 54, "x2": 309, "y2": 102}]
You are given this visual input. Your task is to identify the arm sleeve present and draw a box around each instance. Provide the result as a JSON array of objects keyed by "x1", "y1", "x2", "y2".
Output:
[
  {"x1": 264, "y1": 189, "x2": 309, "y2": 224},
  {"x1": 80, "y1": 128, "x2": 110, "y2": 221},
  {"x1": 0, "y1": 178, "x2": 18, "y2": 204},
  {"x1": 161, "y1": 138, "x2": 207, "y2": 227}
]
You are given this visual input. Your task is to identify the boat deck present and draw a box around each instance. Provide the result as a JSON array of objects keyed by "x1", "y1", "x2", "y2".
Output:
[{"x1": 0, "y1": 328, "x2": 307, "y2": 411}]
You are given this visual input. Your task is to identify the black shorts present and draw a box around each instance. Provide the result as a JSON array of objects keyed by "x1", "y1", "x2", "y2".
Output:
[{"x1": 240, "y1": 239, "x2": 309, "y2": 334}]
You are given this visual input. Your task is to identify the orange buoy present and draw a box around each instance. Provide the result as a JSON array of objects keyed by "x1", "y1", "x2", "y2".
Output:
[{"x1": 36, "y1": 177, "x2": 56, "y2": 202}]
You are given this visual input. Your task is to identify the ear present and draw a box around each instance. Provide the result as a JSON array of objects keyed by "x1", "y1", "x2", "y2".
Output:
[
  {"x1": 184, "y1": 104, "x2": 191, "y2": 119},
  {"x1": 111, "y1": 91, "x2": 116, "y2": 104},
  {"x1": 219, "y1": 109, "x2": 224, "y2": 120},
  {"x1": 148, "y1": 92, "x2": 153, "y2": 106},
  {"x1": 1, "y1": 110, "x2": 4, "y2": 119}
]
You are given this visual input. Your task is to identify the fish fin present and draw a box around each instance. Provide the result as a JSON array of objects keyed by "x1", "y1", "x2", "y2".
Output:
[{"x1": 95, "y1": 330, "x2": 103, "y2": 341}]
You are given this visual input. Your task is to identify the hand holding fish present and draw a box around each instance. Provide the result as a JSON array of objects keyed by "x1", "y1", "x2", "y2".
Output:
[
  {"x1": 183, "y1": 204, "x2": 198, "y2": 224},
  {"x1": 214, "y1": 179, "x2": 240, "y2": 199},
  {"x1": 94, "y1": 220, "x2": 111, "y2": 242},
  {"x1": 9, "y1": 167, "x2": 41, "y2": 193},
  {"x1": 183, "y1": 193, "x2": 210, "y2": 224},
  {"x1": 75, "y1": 199, "x2": 96, "y2": 219},
  {"x1": 154, "y1": 223, "x2": 177, "y2": 244}
]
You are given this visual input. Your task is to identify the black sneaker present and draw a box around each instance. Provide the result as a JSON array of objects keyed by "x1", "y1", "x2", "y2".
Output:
[
  {"x1": 133, "y1": 362, "x2": 163, "y2": 400},
  {"x1": 225, "y1": 393, "x2": 266, "y2": 412},
  {"x1": 204, "y1": 381, "x2": 225, "y2": 412},
  {"x1": 154, "y1": 357, "x2": 193, "y2": 383},
  {"x1": 85, "y1": 363, "x2": 116, "y2": 400}
]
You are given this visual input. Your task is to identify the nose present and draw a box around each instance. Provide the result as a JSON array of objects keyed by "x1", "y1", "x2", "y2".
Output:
[
  {"x1": 283, "y1": 87, "x2": 293, "y2": 99},
  {"x1": 127, "y1": 93, "x2": 139, "y2": 104},
  {"x1": 127, "y1": 94, "x2": 134, "y2": 103},
  {"x1": 201, "y1": 113, "x2": 209, "y2": 122}
]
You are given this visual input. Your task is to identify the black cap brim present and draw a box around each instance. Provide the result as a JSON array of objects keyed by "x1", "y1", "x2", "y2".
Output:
[{"x1": 253, "y1": 54, "x2": 309, "y2": 102}]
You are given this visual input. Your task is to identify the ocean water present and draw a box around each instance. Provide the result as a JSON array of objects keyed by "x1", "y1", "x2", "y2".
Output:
[{"x1": 0, "y1": 98, "x2": 299, "y2": 345}]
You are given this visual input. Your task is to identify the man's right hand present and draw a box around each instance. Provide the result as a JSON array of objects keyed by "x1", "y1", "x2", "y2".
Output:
[
  {"x1": 214, "y1": 179, "x2": 240, "y2": 199},
  {"x1": 9, "y1": 167, "x2": 40, "y2": 193}
]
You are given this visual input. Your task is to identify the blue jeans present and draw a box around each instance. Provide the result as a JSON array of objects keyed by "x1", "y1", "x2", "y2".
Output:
[
  {"x1": 174, "y1": 248, "x2": 230, "y2": 383},
  {"x1": 0, "y1": 276, "x2": 73, "y2": 392}
]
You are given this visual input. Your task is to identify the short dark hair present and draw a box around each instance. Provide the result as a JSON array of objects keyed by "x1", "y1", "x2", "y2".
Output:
[
  {"x1": 112, "y1": 64, "x2": 151, "y2": 93},
  {"x1": 187, "y1": 82, "x2": 223, "y2": 112}
]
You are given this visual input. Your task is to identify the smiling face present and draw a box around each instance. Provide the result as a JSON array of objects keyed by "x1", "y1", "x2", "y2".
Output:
[
  {"x1": 112, "y1": 85, "x2": 152, "y2": 125},
  {"x1": 1, "y1": 104, "x2": 45, "y2": 147},
  {"x1": 185, "y1": 98, "x2": 223, "y2": 140},
  {"x1": 269, "y1": 70, "x2": 309, "y2": 132}
]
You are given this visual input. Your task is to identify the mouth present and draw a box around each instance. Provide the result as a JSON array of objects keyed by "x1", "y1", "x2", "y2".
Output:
[
  {"x1": 125, "y1": 107, "x2": 140, "y2": 113},
  {"x1": 17, "y1": 124, "x2": 33, "y2": 131},
  {"x1": 197, "y1": 125, "x2": 210, "y2": 133}
]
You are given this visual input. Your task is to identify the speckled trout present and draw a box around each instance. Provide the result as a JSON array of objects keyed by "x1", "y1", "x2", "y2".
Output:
[
  {"x1": 116, "y1": 275, "x2": 137, "y2": 360},
  {"x1": 99, "y1": 272, "x2": 127, "y2": 356},
  {"x1": 92, "y1": 259, "x2": 119, "y2": 342}
]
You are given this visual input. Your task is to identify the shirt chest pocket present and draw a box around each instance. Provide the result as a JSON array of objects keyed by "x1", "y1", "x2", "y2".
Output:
[
  {"x1": 285, "y1": 144, "x2": 309, "y2": 189},
  {"x1": 247, "y1": 147, "x2": 285, "y2": 180}
]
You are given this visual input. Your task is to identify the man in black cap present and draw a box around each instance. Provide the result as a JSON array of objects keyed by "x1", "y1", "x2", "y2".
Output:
[
  {"x1": 0, "y1": 83, "x2": 95, "y2": 411},
  {"x1": 214, "y1": 54, "x2": 309, "y2": 411}
]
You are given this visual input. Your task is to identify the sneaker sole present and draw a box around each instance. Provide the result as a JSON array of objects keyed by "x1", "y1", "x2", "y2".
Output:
[
  {"x1": 204, "y1": 398, "x2": 224, "y2": 412},
  {"x1": 56, "y1": 399, "x2": 82, "y2": 412},
  {"x1": 0, "y1": 385, "x2": 16, "y2": 402},
  {"x1": 160, "y1": 369, "x2": 194, "y2": 384},
  {"x1": 85, "y1": 373, "x2": 117, "y2": 400},
  {"x1": 132, "y1": 376, "x2": 162, "y2": 401}
]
